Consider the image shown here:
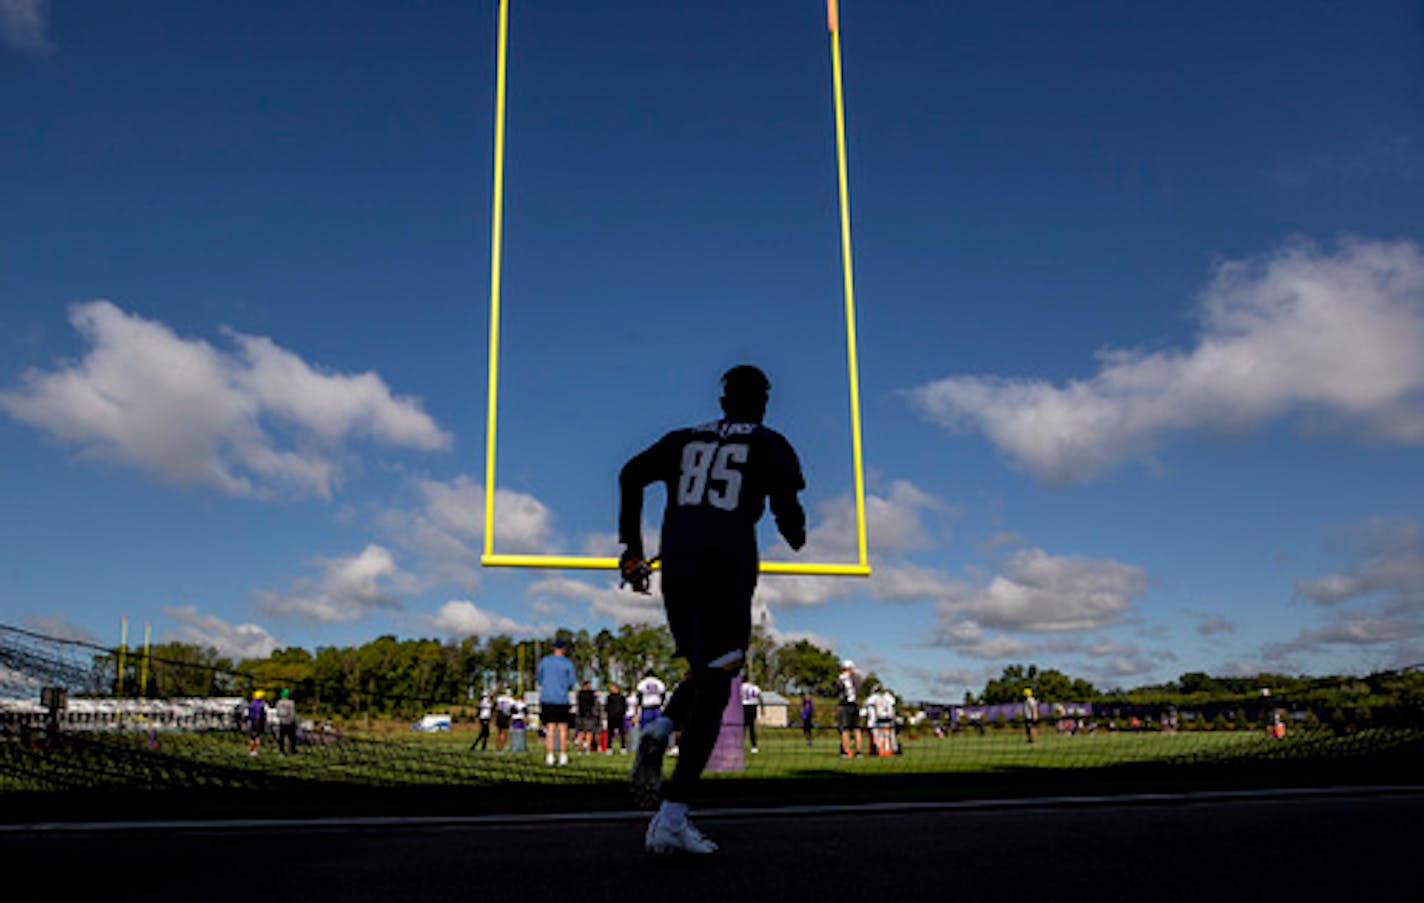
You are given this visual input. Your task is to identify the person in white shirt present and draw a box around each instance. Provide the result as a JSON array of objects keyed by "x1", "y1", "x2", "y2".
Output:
[
  {"x1": 872, "y1": 688, "x2": 897, "y2": 755},
  {"x1": 864, "y1": 689, "x2": 881, "y2": 755},
  {"x1": 471, "y1": 690, "x2": 492, "y2": 751},
  {"x1": 494, "y1": 687, "x2": 515, "y2": 751},
  {"x1": 740, "y1": 676, "x2": 762, "y2": 753},
  {"x1": 836, "y1": 661, "x2": 863, "y2": 758},
  {"x1": 636, "y1": 670, "x2": 666, "y2": 731},
  {"x1": 1023, "y1": 689, "x2": 1039, "y2": 745}
]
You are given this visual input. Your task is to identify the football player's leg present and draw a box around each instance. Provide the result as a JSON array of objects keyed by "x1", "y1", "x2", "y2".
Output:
[{"x1": 662, "y1": 662, "x2": 737, "y2": 803}]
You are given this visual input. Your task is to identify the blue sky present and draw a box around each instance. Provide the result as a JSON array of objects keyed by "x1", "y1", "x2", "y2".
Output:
[{"x1": 3, "y1": 0, "x2": 1423, "y2": 700}]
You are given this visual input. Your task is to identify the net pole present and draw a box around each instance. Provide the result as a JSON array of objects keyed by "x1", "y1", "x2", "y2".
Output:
[
  {"x1": 827, "y1": 0, "x2": 870, "y2": 571},
  {"x1": 484, "y1": 0, "x2": 511, "y2": 559}
]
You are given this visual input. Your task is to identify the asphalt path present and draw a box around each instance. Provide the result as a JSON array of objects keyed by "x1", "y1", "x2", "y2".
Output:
[{"x1": 5, "y1": 787, "x2": 1419, "y2": 901}]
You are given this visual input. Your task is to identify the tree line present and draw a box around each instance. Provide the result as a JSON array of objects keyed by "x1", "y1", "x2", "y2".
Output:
[
  {"x1": 965, "y1": 662, "x2": 1424, "y2": 711},
  {"x1": 96, "y1": 628, "x2": 1424, "y2": 720},
  {"x1": 99, "y1": 623, "x2": 866, "y2": 719}
]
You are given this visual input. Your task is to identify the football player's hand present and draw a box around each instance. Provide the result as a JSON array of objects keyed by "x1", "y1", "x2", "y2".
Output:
[{"x1": 619, "y1": 548, "x2": 653, "y2": 594}]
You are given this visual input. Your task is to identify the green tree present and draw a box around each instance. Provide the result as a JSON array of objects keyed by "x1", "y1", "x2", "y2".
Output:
[
  {"x1": 773, "y1": 640, "x2": 839, "y2": 696},
  {"x1": 615, "y1": 623, "x2": 679, "y2": 686},
  {"x1": 144, "y1": 642, "x2": 237, "y2": 697},
  {"x1": 982, "y1": 664, "x2": 1095, "y2": 704},
  {"x1": 240, "y1": 646, "x2": 314, "y2": 701}
]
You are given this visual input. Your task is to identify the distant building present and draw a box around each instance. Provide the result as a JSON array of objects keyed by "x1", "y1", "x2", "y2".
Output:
[{"x1": 758, "y1": 691, "x2": 789, "y2": 727}]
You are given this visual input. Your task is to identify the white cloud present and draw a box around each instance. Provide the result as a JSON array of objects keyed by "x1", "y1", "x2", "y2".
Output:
[
  {"x1": 757, "y1": 479, "x2": 947, "y2": 609},
  {"x1": 0, "y1": 301, "x2": 450, "y2": 499},
  {"x1": 380, "y1": 475, "x2": 557, "y2": 592},
  {"x1": 871, "y1": 561, "x2": 960, "y2": 603},
  {"x1": 427, "y1": 600, "x2": 545, "y2": 638},
  {"x1": 254, "y1": 544, "x2": 419, "y2": 623},
  {"x1": 1192, "y1": 613, "x2": 1236, "y2": 636},
  {"x1": 230, "y1": 332, "x2": 448, "y2": 451},
  {"x1": 935, "y1": 619, "x2": 1036, "y2": 659},
  {"x1": 1295, "y1": 517, "x2": 1424, "y2": 613},
  {"x1": 900, "y1": 664, "x2": 991, "y2": 701},
  {"x1": 161, "y1": 605, "x2": 279, "y2": 660},
  {"x1": 1274, "y1": 518, "x2": 1424, "y2": 663},
  {"x1": 909, "y1": 238, "x2": 1424, "y2": 483},
  {"x1": 934, "y1": 548, "x2": 1149, "y2": 633},
  {"x1": 20, "y1": 615, "x2": 97, "y2": 644},
  {"x1": 526, "y1": 575, "x2": 665, "y2": 627},
  {"x1": 1265, "y1": 611, "x2": 1424, "y2": 660},
  {"x1": 0, "y1": 0, "x2": 52, "y2": 54}
]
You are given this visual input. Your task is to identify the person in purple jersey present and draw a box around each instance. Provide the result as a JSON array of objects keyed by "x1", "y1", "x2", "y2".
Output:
[{"x1": 621, "y1": 365, "x2": 807, "y2": 856}]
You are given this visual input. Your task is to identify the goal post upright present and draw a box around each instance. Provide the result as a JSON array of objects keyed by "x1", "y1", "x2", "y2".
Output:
[
  {"x1": 483, "y1": 0, "x2": 510, "y2": 562},
  {"x1": 828, "y1": 0, "x2": 871, "y2": 573},
  {"x1": 481, "y1": 0, "x2": 871, "y2": 578}
]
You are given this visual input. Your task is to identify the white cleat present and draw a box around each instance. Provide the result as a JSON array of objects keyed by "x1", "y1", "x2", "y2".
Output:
[
  {"x1": 546, "y1": 752, "x2": 555, "y2": 766},
  {"x1": 558, "y1": 752, "x2": 568, "y2": 766},
  {"x1": 645, "y1": 812, "x2": 718, "y2": 856}
]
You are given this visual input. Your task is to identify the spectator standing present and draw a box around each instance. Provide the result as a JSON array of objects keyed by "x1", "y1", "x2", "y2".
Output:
[
  {"x1": 471, "y1": 690, "x2": 493, "y2": 751},
  {"x1": 872, "y1": 687, "x2": 897, "y2": 755},
  {"x1": 635, "y1": 669, "x2": 666, "y2": 732},
  {"x1": 494, "y1": 687, "x2": 515, "y2": 751},
  {"x1": 1024, "y1": 689, "x2": 1039, "y2": 744},
  {"x1": 538, "y1": 638, "x2": 577, "y2": 766},
  {"x1": 801, "y1": 693, "x2": 815, "y2": 746},
  {"x1": 275, "y1": 688, "x2": 298, "y2": 756},
  {"x1": 836, "y1": 661, "x2": 862, "y2": 758},
  {"x1": 605, "y1": 683, "x2": 629, "y2": 754},
  {"x1": 741, "y1": 676, "x2": 762, "y2": 753},
  {"x1": 864, "y1": 689, "x2": 881, "y2": 756},
  {"x1": 576, "y1": 680, "x2": 600, "y2": 753},
  {"x1": 246, "y1": 690, "x2": 268, "y2": 757}
]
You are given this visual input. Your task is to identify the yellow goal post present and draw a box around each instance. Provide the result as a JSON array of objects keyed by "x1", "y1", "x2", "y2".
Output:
[{"x1": 481, "y1": 0, "x2": 869, "y2": 578}]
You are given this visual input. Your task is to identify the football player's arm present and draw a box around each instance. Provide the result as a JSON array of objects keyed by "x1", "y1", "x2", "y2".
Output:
[
  {"x1": 769, "y1": 438, "x2": 807, "y2": 550},
  {"x1": 618, "y1": 436, "x2": 668, "y2": 559}
]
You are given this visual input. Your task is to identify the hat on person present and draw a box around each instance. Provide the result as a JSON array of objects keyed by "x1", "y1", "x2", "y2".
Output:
[
  {"x1": 841, "y1": 660, "x2": 854, "y2": 670},
  {"x1": 281, "y1": 688, "x2": 291, "y2": 699},
  {"x1": 254, "y1": 689, "x2": 265, "y2": 699},
  {"x1": 1024, "y1": 688, "x2": 1033, "y2": 696},
  {"x1": 553, "y1": 638, "x2": 568, "y2": 650}
]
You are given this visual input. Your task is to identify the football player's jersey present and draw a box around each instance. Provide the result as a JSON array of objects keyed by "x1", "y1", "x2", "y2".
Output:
[
  {"x1": 837, "y1": 671, "x2": 859, "y2": 704},
  {"x1": 637, "y1": 676, "x2": 666, "y2": 708},
  {"x1": 874, "y1": 692, "x2": 895, "y2": 721},
  {"x1": 620, "y1": 418, "x2": 805, "y2": 582},
  {"x1": 741, "y1": 682, "x2": 762, "y2": 706}
]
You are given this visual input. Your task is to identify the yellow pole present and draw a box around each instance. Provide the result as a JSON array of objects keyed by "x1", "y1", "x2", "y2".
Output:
[
  {"x1": 139, "y1": 622, "x2": 151, "y2": 700},
  {"x1": 477, "y1": 0, "x2": 871, "y2": 578},
  {"x1": 827, "y1": 0, "x2": 870, "y2": 571},
  {"x1": 484, "y1": 0, "x2": 511, "y2": 559},
  {"x1": 116, "y1": 615, "x2": 128, "y2": 723}
]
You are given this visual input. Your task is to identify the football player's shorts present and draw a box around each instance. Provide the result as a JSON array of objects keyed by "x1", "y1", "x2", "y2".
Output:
[
  {"x1": 661, "y1": 567, "x2": 755, "y2": 670},
  {"x1": 836, "y1": 702, "x2": 860, "y2": 731}
]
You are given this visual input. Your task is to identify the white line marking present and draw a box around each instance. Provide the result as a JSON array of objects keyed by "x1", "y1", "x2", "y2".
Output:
[{"x1": 5, "y1": 784, "x2": 1420, "y2": 835}]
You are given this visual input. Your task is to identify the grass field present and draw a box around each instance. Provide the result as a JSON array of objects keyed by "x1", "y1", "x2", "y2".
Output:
[{"x1": 4, "y1": 722, "x2": 1420, "y2": 823}]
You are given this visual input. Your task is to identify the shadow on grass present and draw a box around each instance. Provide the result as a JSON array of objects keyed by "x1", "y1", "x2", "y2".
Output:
[{"x1": 5, "y1": 728, "x2": 1422, "y2": 825}]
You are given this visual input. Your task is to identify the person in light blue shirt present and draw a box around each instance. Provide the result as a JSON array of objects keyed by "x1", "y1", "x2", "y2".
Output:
[{"x1": 537, "y1": 638, "x2": 577, "y2": 766}]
